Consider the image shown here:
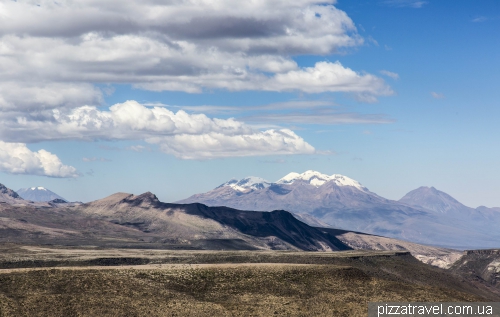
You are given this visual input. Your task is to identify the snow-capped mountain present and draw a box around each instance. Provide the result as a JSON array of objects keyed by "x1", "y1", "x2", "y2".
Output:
[
  {"x1": 178, "y1": 170, "x2": 380, "y2": 214},
  {"x1": 16, "y1": 187, "x2": 67, "y2": 202},
  {"x1": 276, "y1": 170, "x2": 368, "y2": 191},
  {"x1": 177, "y1": 171, "x2": 500, "y2": 249},
  {"x1": 215, "y1": 176, "x2": 271, "y2": 192}
]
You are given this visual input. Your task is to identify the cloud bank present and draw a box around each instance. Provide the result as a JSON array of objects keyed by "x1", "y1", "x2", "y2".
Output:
[
  {"x1": 0, "y1": 0, "x2": 392, "y2": 111},
  {"x1": 0, "y1": 101, "x2": 315, "y2": 160}
]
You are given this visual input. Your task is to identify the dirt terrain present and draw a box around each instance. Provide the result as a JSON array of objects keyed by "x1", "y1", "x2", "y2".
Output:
[{"x1": 0, "y1": 245, "x2": 498, "y2": 317}]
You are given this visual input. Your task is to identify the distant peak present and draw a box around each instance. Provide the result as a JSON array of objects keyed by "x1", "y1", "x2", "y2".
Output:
[
  {"x1": 399, "y1": 186, "x2": 465, "y2": 213},
  {"x1": 16, "y1": 186, "x2": 66, "y2": 202}
]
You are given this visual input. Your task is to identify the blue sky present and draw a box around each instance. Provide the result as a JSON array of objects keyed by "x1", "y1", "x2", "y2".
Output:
[{"x1": 0, "y1": 0, "x2": 499, "y2": 207}]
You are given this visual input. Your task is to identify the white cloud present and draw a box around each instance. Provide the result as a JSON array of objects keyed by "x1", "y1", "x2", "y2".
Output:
[
  {"x1": 268, "y1": 61, "x2": 393, "y2": 99},
  {"x1": 151, "y1": 129, "x2": 315, "y2": 160},
  {"x1": 379, "y1": 70, "x2": 399, "y2": 80},
  {"x1": 0, "y1": 1, "x2": 360, "y2": 54},
  {"x1": 431, "y1": 92, "x2": 445, "y2": 99},
  {"x1": 0, "y1": 1, "x2": 394, "y2": 161},
  {"x1": 0, "y1": 101, "x2": 316, "y2": 159},
  {"x1": 0, "y1": 101, "x2": 249, "y2": 142},
  {"x1": 0, "y1": 141, "x2": 79, "y2": 178},
  {"x1": 0, "y1": 82, "x2": 102, "y2": 111},
  {"x1": 0, "y1": 0, "x2": 392, "y2": 112}
]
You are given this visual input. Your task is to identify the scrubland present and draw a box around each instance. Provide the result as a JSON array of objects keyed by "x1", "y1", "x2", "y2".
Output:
[{"x1": 0, "y1": 246, "x2": 496, "y2": 317}]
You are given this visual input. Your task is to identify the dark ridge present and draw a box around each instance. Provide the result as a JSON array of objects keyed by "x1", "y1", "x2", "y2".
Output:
[{"x1": 176, "y1": 202, "x2": 352, "y2": 251}]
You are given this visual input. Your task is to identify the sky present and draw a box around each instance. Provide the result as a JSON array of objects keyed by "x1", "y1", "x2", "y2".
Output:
[{"x1": 0, "y1": 0, "x2": 499, "y2": 207}]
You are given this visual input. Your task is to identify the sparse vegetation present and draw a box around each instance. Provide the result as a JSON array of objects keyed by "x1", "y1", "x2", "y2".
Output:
[
  {"x1": 0, "y1": 246, "x2": 497, "y2": 317},
  {"x1": 0, "y1": 264, "x2": 483, "y2": 317}
]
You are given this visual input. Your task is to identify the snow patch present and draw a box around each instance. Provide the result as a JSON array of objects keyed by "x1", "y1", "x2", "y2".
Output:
[
  {"x1": 30, "y1": 187, "x2": 46, "y2": 191},
  {"x1": 276, "y1": 170, "x2": 367, "y2": 190}
]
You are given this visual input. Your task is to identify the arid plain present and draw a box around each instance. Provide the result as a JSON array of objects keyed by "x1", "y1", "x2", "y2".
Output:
[{"x1": 1, "y1": 245, "x2": 499, "y2": 317}]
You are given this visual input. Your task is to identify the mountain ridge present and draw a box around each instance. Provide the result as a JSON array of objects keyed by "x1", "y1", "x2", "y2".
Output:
[
  {"x1": 74, "y1": 191, "x2": 353, "y2": 251},
  {"x1": 176, "y1": 171, "x2": 500, "y2": 249}
]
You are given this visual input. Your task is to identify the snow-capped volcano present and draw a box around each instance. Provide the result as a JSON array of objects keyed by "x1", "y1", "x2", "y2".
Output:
[
  {"x1": 276, "y1": 170, "x2": 367, "y2": 191},
  {"x1": 16, "y1": 187, "x2": 67, "y2": 202},
  {"x1": 177, "y1": 170, "x2": 379, "y2": 220},
  {"x1": 216, "y1": 171, "x2": 367, "y2": 193},
  {"x1": 216, "y1": 176, "x2": 271, "y2": 192}
]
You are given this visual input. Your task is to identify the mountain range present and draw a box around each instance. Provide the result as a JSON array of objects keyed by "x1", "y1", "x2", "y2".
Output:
[
  {"x1": 0, "y1": 181, "x2": 462, "y2": 267},
  {"x1": 177, "y1": 170, "x2": 500, "y2": 249}
]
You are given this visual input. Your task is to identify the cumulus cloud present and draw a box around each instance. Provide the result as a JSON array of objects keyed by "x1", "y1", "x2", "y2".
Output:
[
  {"x1": 0, "y1": 101, "x2": 248, "y2": 142},
  {"x1": 0, "y1": 0, "x2": 392, "y2": 111},
  {"x1": 151, "y1": 129, "x2": 315, "y2": 160},
  {"x1": 0, "y1": 141, "x2": 79, "y2": 178},
  {"x1": 0, "y1": 101, "x2": 316, "y2": 159},
  {"x1": 268, "y1": 61, "x2": 393, "y2": 98}
]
